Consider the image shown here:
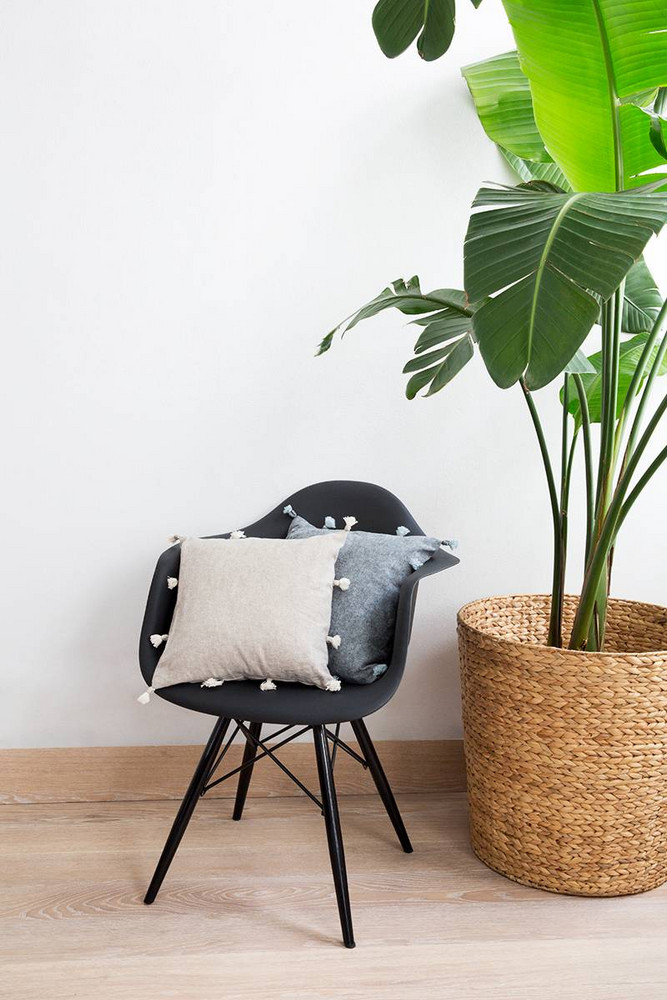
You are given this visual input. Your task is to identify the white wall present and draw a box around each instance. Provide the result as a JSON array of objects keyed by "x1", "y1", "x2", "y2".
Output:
[{"x1": 3, "y1": 1, "x2": 666, "y2": 748}]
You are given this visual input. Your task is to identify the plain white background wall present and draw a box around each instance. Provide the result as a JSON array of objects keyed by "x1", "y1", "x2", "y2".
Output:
[{"x1": 3, "y1": 1, "x2": 666, "y2": 748}]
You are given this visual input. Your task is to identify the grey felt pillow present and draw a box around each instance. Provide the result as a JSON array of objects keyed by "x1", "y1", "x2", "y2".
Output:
[
  {"x1": 142, "y1": 533, "x2": 346, "y2": 701},
  {"x1": 285, "y1": 513, "x2": 443, "y2": 685}
]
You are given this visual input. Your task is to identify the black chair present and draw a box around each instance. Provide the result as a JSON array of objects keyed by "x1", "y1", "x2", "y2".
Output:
[{"x1": 139, "y1": 480, "x2": 458, "y2": 948}]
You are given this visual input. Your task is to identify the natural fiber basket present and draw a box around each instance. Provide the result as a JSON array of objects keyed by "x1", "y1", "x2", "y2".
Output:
[{"x1": 458, "y1": 594, "x2": 667, "y2": 896}]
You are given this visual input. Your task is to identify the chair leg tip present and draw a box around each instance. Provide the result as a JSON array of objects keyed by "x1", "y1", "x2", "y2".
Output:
[{"x1": 403, "y1": 844, "x2": 414, "y2": 854}]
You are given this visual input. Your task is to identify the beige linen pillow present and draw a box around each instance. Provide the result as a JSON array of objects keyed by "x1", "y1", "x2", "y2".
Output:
[{"x1": 141, "y1": 533, "x2": 346, "y2": 701}]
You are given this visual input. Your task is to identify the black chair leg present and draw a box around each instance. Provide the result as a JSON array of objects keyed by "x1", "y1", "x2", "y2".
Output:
[
  {"x1": 144, "y1": 716, "x2": 231, "y2": 904},
  {"x1": 232, "y1": 721, "x2": 262, "y2": 821},
  {"x1": 313, "y1": 725, "x2": 355, "y2": 949},
  {"x1": 351, "y1": 718, "x2": 413, "y2": 854}
]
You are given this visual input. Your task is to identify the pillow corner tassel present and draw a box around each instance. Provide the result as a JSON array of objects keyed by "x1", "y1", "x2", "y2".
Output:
[
  {"x1": 343, "y1": 516, "x2": 357, "y2": 532},
  {"x1": 137, "y1": 687, "x2": 155, "y2": 705},
  {"x1": 149, "y1": 633, "x2": 168, "y2": 648},
  {"x1": 283, "y1": 504, "x2": 298, "y2": 519},
  {"x1": 325, "y1": 677, "x2": 341, "y2": 692},
  {"x1": 326, "y1": 634, "x2": 342, "y2": 650},
  {"x1": 333, "y1": 577, "x2": 350, "y2": 591},
  {"x1": 324, "y1": 515, "x2": 336, "y2": 529},
  {"x1": 260, "y1": 678, "x2": 277, "y2": 691},
  {"x1": 396, "y1": 525, "x2": 410, "y2": 536}
]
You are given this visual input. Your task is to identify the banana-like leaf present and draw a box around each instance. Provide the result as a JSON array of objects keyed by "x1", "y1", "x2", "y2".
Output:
[
  {"x1": 316, "y1": 278, "x2": 468, "y2": 356},
  {"x1": 462, "y1": 51, "x2": 552, "y2": 162},
  {"x1": 564, "y1": 349, "x2": 596, "y2": 375},
  {"x1": 464, "y1": 182, "x2": 667, "y2": 390},
  {"x1": 622, "y1": 258, "x2": 663, "y2": 334},
  {"x1": 404, "y1": 334, "x2": 475, "y2": 397},
  {"x1": 372, "y1": 0, "x2": 455, "y2": 61},
  {"x1": 563, "y1": 332, "x2": 667, "y2": 425},
  {"x1": 462, "y1": 51, "x2": 663, "y2": 340},
  {"x1": 500, "y1": 148, "x2": 570, "y2": 189},
  {"x1": 501, "y1": 0, "x2": 667, "y2": 191}
]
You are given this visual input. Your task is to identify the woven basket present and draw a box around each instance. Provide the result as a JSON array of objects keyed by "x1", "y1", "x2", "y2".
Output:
[{"x1": 458, "y1": 594, "x2": 667, "y2": 896}]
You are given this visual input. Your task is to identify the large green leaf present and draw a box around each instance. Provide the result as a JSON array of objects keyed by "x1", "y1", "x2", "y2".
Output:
[
  {"x1": 372, "y1": 0, "x2": 455, "y2": 61},
  {"x1": 316, "y1": 278, "x2": 468, "y2": 356},
  {"x1": 501, "y1": 0, "x2": 667, "y2": 191},
  {"x1": 622, "y1": 257, "x2": 663, "y2": 334},
  {"x1": 464, "y1": 182, "x2": 667, "y2": 390},
  {"x1": 564, "y1": 331, "x2": 667, "y2": 425},
  {"x1": 462, "y1": 51, "x2": 552, "y2": 162}
]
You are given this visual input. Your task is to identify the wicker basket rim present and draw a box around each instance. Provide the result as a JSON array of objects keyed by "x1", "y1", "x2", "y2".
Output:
[{"x1": 457, "y1": 593, "x2": 667, "y2": 658}]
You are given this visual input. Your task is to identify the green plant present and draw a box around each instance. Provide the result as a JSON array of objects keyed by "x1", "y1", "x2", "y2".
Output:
[{"x1": 320, "y1": 0, "x2": 667, "y2": 650}]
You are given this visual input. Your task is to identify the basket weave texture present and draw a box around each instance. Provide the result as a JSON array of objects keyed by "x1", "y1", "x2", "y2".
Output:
[{"x1": 458, "y1": 594, "x2": 667, "y2": 896}]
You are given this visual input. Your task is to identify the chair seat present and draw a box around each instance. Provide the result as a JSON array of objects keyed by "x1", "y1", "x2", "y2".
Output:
[{"x1": 156, "y1": 670, "x2": 397, "y2": 725}]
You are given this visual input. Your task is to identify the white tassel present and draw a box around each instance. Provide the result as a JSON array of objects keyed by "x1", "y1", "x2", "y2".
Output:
[
  {"x1": 167, "y1": 535, "x2": 184, "y2": 545},
  {"x1": 324, "y1": 516, "x2": 336, "y2": 529},
  {"x1": 334, "y1": 578, "x2": 350, "y2": 591},
  {"x1": 260, "y1": 678, "x2": 277, "y2": 691},
  {"x1": 441, "y1": 539, "x2": 459, "y2": 551},
  {"x1": 325, "y1": 677, "x2": 342, "y2": 692},
  {"x1": 137, "y1": 687, "x2": 154, "y2": 704},
  {"x1": 167, "y1": 577, "x2": 178, "y2": 590},
  {"x1": 283, "y1": 504, "x2": 297, "y2": 518},
  {"x1": 326, "y1": 634, "x2": 342, "y2": 649},
  {"x1": 201, "y1": 677, "x2": 224, "y2": 688},
  {"x1": 396, "y1": 525, "x2": 410, "y2": 536},
  {"x1": 343, "y1": 516, "x2": 358, "y2": 532},
  {"x1": 149, "y1": 633, "x2": 169, "y2": 648},
  {"x1": 230, "y1": 530, "x2": 246, "y2": 539}
]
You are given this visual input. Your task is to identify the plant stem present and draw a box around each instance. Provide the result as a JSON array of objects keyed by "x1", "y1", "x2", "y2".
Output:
[
  {"x1": 520, "y1": 378, "x2": 562, "y2": 646},
  {"x1": 584, "y1": 287, "x2": 622, "y2": 649},
  {"x1": 619, "y1": 298, "x2": 667, "y2": 475},
  {"x1": 569, "y1": 385, "x2": 667, "y2": 648},
  {"x1": 614, "y1": 298, "x2": 667, "y2": 459},
  {"x1": 572, "y1": 373, "x2": 594, "y2": 563}
]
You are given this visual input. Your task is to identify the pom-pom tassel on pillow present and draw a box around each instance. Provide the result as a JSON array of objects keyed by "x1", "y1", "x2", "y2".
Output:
[
  {"x1": 168, "y1": 535, "x2": 184, "y2": 545},
  {"x1": 137, "y1": 687, "x2": 155, "y2": 705},
  {"x1": 441, "y1": 539, "x2": 459, "y2": 551},
  {"x1": 201, "y1": 678, "x2": 224, "y2": 688},
  {"x1": 324, "y1": 516, "x2": 336, "y2": 529},
  {"x1": 167, "y1": 577, "x2": 178, "y2": 590},
  {"x1": 326, "y1": 634, "x2": 342, "y2": 649},
  {"x1": 343, "y1": 516, "x2": 358, "y2": 532},
  {"x1": 325, "y1": 678, "x2": 341, "y2": 692},
  {"x1": 230, "y1": 530, "x2": 246, "y2": 539},
  {"x1": 283, "y1": 504, "x2": 297, "y2": 519},
  {"x1": 260, "y1": 678, "x2": 277, "y2": 691},
  {"x1": 333, "y1": 578, "x2": 350, "y2": 591},
  {"x1": 396, "y1": 525, "x2": 410, "y2": 536},
  {"x1": 149, "y1": 633, "x2": 169, "y2": 648}
]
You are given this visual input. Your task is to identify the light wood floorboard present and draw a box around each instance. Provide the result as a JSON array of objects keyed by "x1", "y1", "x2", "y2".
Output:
[{"x1": 2, "y1": 793, "x2": 666, "y2": 999}]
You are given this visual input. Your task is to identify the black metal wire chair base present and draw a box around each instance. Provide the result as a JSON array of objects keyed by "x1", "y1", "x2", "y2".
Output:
[{"x1": 143, "y1": 717, "x2": 412, "y2": 949}]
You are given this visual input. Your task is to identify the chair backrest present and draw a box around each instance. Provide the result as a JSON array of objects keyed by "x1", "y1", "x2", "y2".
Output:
[
  {"x1": 140, "y1": 481, "x2": 453, "y2": 689},
  {"x1": 233, "y1": 480, "x2": 425, "y2": 540}
]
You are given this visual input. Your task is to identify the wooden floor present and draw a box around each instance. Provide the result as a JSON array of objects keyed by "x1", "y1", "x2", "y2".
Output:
[{"x1": 2, "y1": 792, "x2": 666, "y2": 1000}]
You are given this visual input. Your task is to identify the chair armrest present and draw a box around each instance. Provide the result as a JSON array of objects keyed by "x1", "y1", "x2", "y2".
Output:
[{"x1": 388, "y1": 547, "x2": 460, "y2": 677}]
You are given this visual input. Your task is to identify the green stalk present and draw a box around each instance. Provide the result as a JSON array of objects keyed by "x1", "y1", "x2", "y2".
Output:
[
  {"x1": 520, "y1": 378, "x2": 562, "y2": 647},
  {"x1": 572, "y1": 373, "x2": 594, "y2": 563},
  {"x1": 619, "y1": 299, "x2": 667, "y2": 476},
  {"x1": 614, "y1": 298, "x2": 667, "y2": 460},
  {"x1": 585, "y1": 290, "x2": 621, "y2": 648},
  {"x1": 570, "y1": 386, "x2": 667, "y2": 649}
]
